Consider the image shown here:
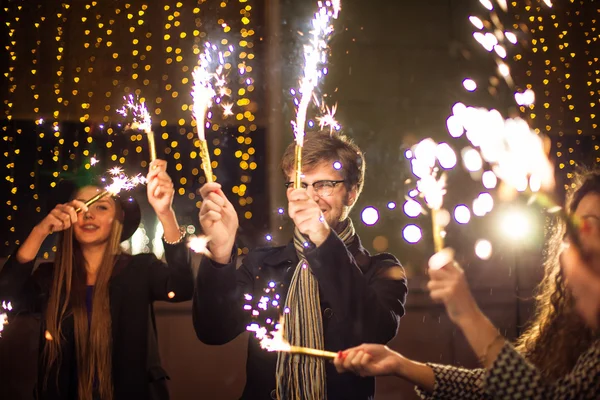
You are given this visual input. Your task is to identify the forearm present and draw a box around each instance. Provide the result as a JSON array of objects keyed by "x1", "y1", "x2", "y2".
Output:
[
  {"x1": 457, "y1": 312, "x2": 504, "y2": 369},
  {"x1": 193, "y1": 254, "x2": 248, "y2": 344},
  {"x1": 398, "y1": 357, "x2": 436, "y2": 393},
  {"x1": 157, "y1": 209, "x2": 181, "y2": 243},
  {"x1": 16, "y1": 226, "x2": 48, "y2": 264}
]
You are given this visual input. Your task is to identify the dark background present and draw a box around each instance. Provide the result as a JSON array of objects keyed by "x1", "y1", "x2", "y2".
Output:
[{"x1": 1, "y1": 0, "x2": 600, "y2": 398}]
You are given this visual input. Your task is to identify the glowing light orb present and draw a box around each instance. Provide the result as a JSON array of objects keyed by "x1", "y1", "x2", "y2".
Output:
[
  {"x1": 462, "y1": 148, "x2": 483, "y2": 172},
  {"x1": 387, "y1": 201, "x2": 397, "y2": 210},
  {"x1": 405, "y1": 149, "x2": 413, "y2": 159},
  {"x1": 500, "y1": 208, "x2": 531, "y2": 240},
  {"x1": 361, "y1": 206, "x2": 380, "y2": 226},
  {"x1": 475, "y1": 239, "x2": 493, "y2": 260},
  {"x1": 446, "y1": 115, "x2": 464, "y2": 138},
  {"x1": 454, "y1": 205, "x2": 471, "y2": 224},
  {"x1": 403, "y1": 224, "x2": 422, "y2": 244},
  {"x1": 463, "y1": 78, "x2": 477, "y2": 92},
  {"x1": 277, "y1": 208, "x2": 285, "y2": 215},
  {"x1": 436, "y1": 143, "x2": 457, "y2": 169},
  {"x1": 469, "y1": 16, "x2": 484, "y2": 29},
  {"x1": 265, "y1": 234, "x2": 273, "y2": 241},
  {"x1": 482, "y1": 171, "x2": 498, "y2": 189},
  {"x1": 333, "y1": 161, "x2": 342, "y2": 170},
  {"x1": 403, "y1": 199, "x2": 422, "y2": 218},
  {"x1": 505, "y1": 32, "x2": 518, "y2": 44}
]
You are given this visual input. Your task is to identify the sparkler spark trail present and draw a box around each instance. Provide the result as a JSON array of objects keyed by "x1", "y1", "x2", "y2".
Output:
[
  {"x1": 73, "y1": 168, "x2": 147, "y2": 213},
  {"x1": 191, "y1": 43, "x2": 234, "y2": 183},
  {"x1": 117, "y1": 95, "x2": 156, "y2": 162},
  {"x1": 406, "y1": 139, "x2": 457, "y2": 252},
  {"x1": 291, "y1": 1, "x2": 341, "y2": 188},
  {"x1": 249, "y1": 316, "x2": 337, "y2": 359},
  {"x1": 0, "y1": 301, "x2": 12, "y2": 338}
]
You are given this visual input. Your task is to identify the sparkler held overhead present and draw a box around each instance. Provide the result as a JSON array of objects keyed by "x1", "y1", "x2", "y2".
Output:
[
  {"x1": 290, "y1": 0, "x2": 341, "y2": 189},
  {"x1": 191, "y1": 42, "x2": 234, "y2": 183},
  {"x1": 117, "y1": 95, "x2": 156, "y2": 163}
]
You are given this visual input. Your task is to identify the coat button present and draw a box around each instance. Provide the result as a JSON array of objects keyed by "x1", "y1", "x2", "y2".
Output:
[
  {"x1": 323, "y1": 308, "x2": 334, "y2": 319},
  {"x1": 270, "y1": 389, "x2": 277, "y2": 399}
]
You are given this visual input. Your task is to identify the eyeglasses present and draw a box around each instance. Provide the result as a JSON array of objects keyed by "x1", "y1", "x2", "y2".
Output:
[{"x1": 284, "y1": 180, "x2": 345, "y2": 197}]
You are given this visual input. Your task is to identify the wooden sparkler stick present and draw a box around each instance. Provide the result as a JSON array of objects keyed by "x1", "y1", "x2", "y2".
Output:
[
  {"x1": 198, "y1": 138, "x2": 214, "y2": 183},
  {"x1": 293, "y1": 144, "x2": 303, "y2": 190},
  {"x1": 289, "y1": 345, "x2": 338, "y2": 359}
]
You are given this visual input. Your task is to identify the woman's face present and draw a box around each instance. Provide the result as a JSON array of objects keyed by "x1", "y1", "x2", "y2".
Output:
[
  {"x1": 573, "y1": 192, "x2": 600, "y2": 265},
  {"x1": 72, "y1": 186, "x2": 118, "y2": 247}
]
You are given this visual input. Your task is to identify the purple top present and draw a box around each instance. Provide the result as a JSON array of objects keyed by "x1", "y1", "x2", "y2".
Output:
[{"x1": 86, "y1": 285, "x2": 94, "y2": 327}]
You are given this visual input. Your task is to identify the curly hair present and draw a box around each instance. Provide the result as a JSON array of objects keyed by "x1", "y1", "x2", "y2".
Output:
[{"x1": 515, "y1": 169, "x2": 600, "y2": 380}]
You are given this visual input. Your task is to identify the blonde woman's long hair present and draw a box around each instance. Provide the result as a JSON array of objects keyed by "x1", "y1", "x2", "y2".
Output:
[{"x1": 43, "y1": 199, "x2": 123, "y2": 400}]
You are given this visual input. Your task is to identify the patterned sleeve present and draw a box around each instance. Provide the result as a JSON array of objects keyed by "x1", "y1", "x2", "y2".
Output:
[
  {"x1": 414, "y1": 363, "x2": 489, "y2": 400},
  {"x1": 485, "y1": 340, "x2": 600, "y2": 400}
]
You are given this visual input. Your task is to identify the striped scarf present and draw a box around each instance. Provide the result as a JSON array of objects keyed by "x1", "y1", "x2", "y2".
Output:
[{"x1": 275, "y1": 219, "x2": 356, "y2": 400}]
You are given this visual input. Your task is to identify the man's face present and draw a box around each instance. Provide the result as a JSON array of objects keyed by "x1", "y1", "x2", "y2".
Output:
[{"x1": 286, "y1": 161, "x2": 357, "y2": 231}]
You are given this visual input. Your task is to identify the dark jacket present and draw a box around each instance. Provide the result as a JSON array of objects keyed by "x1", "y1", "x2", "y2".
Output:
[
  {"x1": 0, "y1": 240, "x2": 194, "y2": 400},
  {"x1": 193, "y1": 230, "x2": 408, "y2": 400}
]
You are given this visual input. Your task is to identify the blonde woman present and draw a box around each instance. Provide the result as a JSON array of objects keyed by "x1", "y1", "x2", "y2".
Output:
[{"x1": 0, "y1": 160, "x2": 194, "y2": 400}]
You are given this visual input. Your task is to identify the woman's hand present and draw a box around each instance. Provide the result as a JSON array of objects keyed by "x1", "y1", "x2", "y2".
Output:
[
  {"x1": 334, "y1": 344, "x2": 403, "y2": 377},
  {"x1": 427, "y1": 248, "x2": 483, "y2": 327},
  {"x1": 37, "y1": 200, "x2": 88, "y2": 235},
  {"x1": 147, "y1": 159, "x2": 175, "y2": 217}
]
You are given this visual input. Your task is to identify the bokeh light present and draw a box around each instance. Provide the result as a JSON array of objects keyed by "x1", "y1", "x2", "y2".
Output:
[
  {"x1": 462, "y1": 78, "x2": 477, "y2": 91},
  {"x1": 402, "y1": 224, "x2": 422, "y2": 244},
  {"x1": 403, "y1": 199, "x2": 422, "y2": 218},
  {"x1": 454, "y1": 204, "x2": 471, "y2": 224},
  {"x1": 475, "y1": 239, "x2": 493, "y2": 260},
  {"x1": 361, "y1": 206, "x2": 379, "y2": 226},
  {"x1": 482, "y1": 170, "x2": 498, "y2": 189}
]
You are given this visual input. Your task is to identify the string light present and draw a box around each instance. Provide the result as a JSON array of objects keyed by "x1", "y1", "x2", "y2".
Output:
[{"x1": 1, "y1": 0, "x2": 259, "y2": 252}]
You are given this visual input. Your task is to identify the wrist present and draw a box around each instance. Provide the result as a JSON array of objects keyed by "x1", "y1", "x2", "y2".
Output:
[
  {"x1": 209, "y1": 243, "x2": 234, "y2": 264},
  {"x1": 311, "y1": 226, "x2": 331, "y2": 248},
  {"x1": 156, "y1": 208, "x2": 176, "y2": 221},
  {"x1": 454, "y1": 301, "x2": 485, "y2": 329},
  {"x1": 32, "y1": 224, "x2": 50, "y2": 240}
]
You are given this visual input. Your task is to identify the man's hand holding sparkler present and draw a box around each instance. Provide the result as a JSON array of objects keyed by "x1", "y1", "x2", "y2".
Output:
[
  {"x1": 287, "y1": 188, "x2": 330, "y2": 247},
  {"x1": 147, "y1": 159, "x2": 180, "y2": 243},
  {"x1": 199, "y1": 182, "x2": 239, "y2": 264}
]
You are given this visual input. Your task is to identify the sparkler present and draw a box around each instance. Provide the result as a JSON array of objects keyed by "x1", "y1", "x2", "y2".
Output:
[
  {"x1": 290, "y1": 1, "x2": 341, "y2": 188},
  {"x1": 191, "y1": 43, "x2": 234, "y2": 183},
  {"x1": 117, "y1": 95, "x2": 156, "y2": 163},
  {"x1": 408, "y1": 138, "x2": 457, "y2": 253},
  {"x1": 249, "y1": 316, "x2": 337, "y2": 359},
  {"x1": 0, "y1": 301, "x2": 12, "y2": 338},
  {"x1": 72, "y1": 169, "x2": 147, "y2": 213}
]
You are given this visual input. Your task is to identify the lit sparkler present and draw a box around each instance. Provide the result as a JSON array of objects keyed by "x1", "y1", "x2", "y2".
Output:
[
  {"x1": 73, "y1": 169, "x2": 147, "y2": 213},
  {"x1": 0, "y1": 301, "x2": 12, "y2": 338},
  {"x1": 191, "y1": 42, "x2": 234, "y2": 183},
  {"x1": 188, "y1": 235, "x2": 212, "y2": 257},
  {"x1": 290, "y1": 1, "x2": 341, "y2": 188},
  {"x1": 117, "y1": 95, "x2": 156, "y2": 162},
  {"x1": 407, "y1": 138, "x2": 457, "y2": 253},
  {"x1": 250, "y1": 316, "x2": 337, "y2": 359}
]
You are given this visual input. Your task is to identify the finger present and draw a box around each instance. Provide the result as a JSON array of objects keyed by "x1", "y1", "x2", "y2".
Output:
[
  {"x1": 154, "y1": 186, "x2": 163, "y2": 198},
  {"x1": 334, "y1": 352, "x2": 345, "y2": 373},
  {"x1": 149, "y1": 159, "x2": 167, "y2": 173},
  {"x1": 204, "y1": 192, "x2": 226, "y2": 208},
  {"x1": 69, "y1": 200, "x2": 88, "y2": 213},
  {"x1": 342, "y1": 350, "x2": 359, "y2": 372},
  {"x1": 200, "y1": 200, "x2": 223, "y2": 215},
  {"x1": 356, "y1": 353, "x2": 373, "y2": 377},
  {"x1": 428, "y1": 248, "x2": 455, "y2": 271},
  {"x1": 428, "y1": 267, "x2": 453, "y2": 282},
  {"x1": 287, "y1": 189, "x2": 310, "y2": 202},
  {"x1": 200, "y1": 210, "x2": 222, "y2": 223},
  {"x1": 147, "y1": 177, "x2": 159, "y2": 195},
  {"x1": 429, "y1": 288, "x2": 451, "y2": 303},
  {"x1": 426, "y1": 280, "x2": 448, "y2": 292},
  {"x1": 199, "y1": 182, "x2": 222, "y2": 199}
]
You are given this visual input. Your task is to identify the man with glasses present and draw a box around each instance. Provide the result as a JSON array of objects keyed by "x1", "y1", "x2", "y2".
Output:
[{"x1": 193, "y1": 131, "x2": 408, "y2": 400}]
